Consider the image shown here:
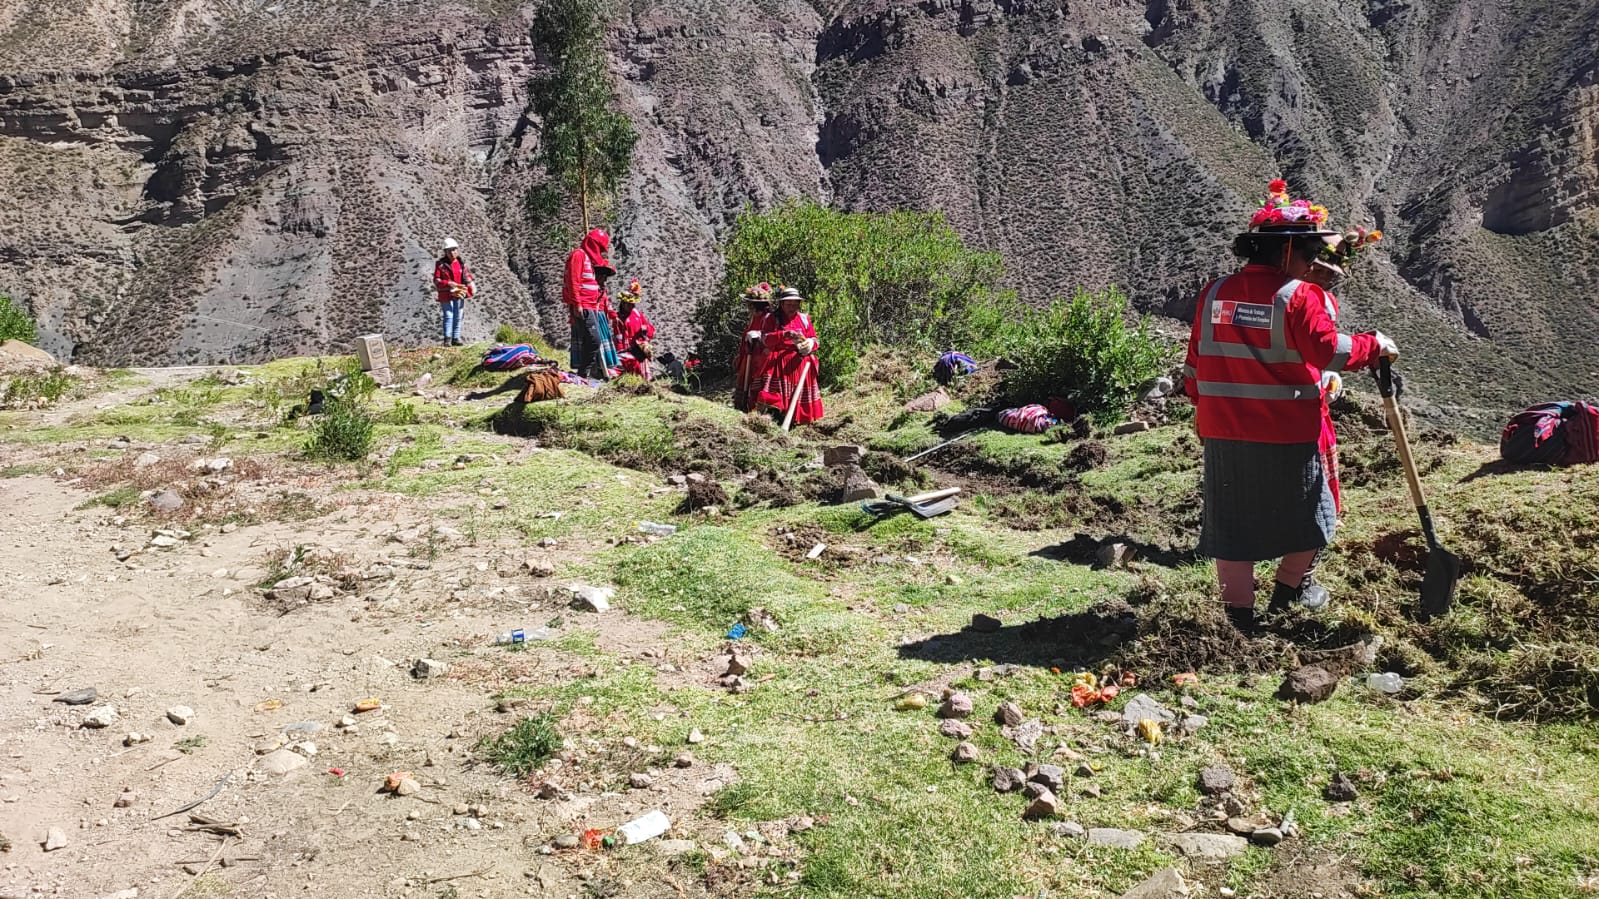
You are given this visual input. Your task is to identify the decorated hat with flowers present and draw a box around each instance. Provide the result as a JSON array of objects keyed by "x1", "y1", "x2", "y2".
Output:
[
  {"x1": 1315, "y1": 226, "x2": 1383, "y2": 275},
  {"x1": 618, "y1": 278, "x2": 642, "y2": 303},
  {"x1": 743, "y1": 281, "x2": 774, "y2": 303},
  {"x1": 1246, "y1": 179, "x2": 1341, "y2": 242}
]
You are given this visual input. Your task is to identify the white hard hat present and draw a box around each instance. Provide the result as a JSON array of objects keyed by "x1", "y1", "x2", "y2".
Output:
[{"x1": 441, "y1": 238, "x2": 460, "y2": 250}]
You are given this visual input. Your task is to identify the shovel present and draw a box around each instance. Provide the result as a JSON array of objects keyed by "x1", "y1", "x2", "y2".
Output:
[
  {"x1": 1378, "y1": 358, "x2": 1462, "y2": 621},
  {"x1": 861, "y1": 487, "x2": 962, "y2": 519}
]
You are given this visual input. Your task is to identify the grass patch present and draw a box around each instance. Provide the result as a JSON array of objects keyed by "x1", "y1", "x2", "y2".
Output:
[
  {"x1": 175, "y1": 735, "x2": 208, "y2": 754},
  {"x1": 78, "y1": 484, "x2": 143, "y2": 510},
  {"x1": 478, "y1": 713, "x2": 560, "y2": 778},
  {"x1": 1, "y1": 368, "x2": 75, "y2": 408}
]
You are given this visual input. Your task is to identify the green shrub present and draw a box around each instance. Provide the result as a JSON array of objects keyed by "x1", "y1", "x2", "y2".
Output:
[
  {"x1": 0, "y1": 295, "x2": 36, "y2": 344},
  {"x1": 479, "y1": 714, "x2": 561, "y2": 777},
  {"x1": 1, "y1": 368, "x2": 74, "y2": 408},
  {"x1": 384, "y1": 401, "x2": 420, "y2": 426},
  {"x1": 304, "y1": 395, "x2": 376, "y2": 462},
  {"x1": 1000, "y1": 287, "x2": 1172, "y2": 420},
  {"x1": 701, "y1": 200, "x2": 1015, "y2": 386}
]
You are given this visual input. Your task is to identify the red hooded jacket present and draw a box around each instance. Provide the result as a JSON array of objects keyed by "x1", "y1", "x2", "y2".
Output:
[
  {"x1": 433, "y1": 257, "x2": 474, "y2": 303},
  {"x1": 1182, "y1": 265, "x2": 1380, "y2": 444},
  {"x1": 563, "y1": 230, "x2": 612, "y2": 313}
]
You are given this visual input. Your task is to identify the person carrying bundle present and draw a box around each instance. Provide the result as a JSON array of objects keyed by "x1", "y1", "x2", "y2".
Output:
[{"x1": 754, "y1": 286, "x2": 823, "y2": 427}]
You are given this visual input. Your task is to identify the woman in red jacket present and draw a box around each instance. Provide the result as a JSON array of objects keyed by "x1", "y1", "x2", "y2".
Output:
[
  {"x1": 610, "y1": 279, "x2": 656, "y2": 378},
  {"x1": 1182, "y1": 182, "x2": 1398, "y2": 632},
  {"x1": 433, "y1": 238, "x2": 474, "y2": 346},
  {"x1": 754, "y1": 286, "x2": 823, "y2": 425},
  {"x1": 732, "y1": 282, "x2": 773, "y2": 411}
]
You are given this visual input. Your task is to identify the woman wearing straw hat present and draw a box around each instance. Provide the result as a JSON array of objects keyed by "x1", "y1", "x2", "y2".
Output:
[
  {"x1": 754, "y1": 286, "x2": 823, "y2": 427},
  {"x1": 1180, "y1": 180, "x2": 1398, "y2": 633},
  {"x1": 432, "y1": 238, "x2": 475, "y2": 346},
  {"x1": 733, "y1": 282, "x2": 774, "y2": 411}
]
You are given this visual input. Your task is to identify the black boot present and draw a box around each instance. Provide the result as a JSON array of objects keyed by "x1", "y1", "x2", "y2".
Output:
[
  {"x1": 1225, "y1": 605, "x2": 1259, "y2": 635},
  {"x1": 1266, "y1": 581, "x2": 1301, "y2": 615}
]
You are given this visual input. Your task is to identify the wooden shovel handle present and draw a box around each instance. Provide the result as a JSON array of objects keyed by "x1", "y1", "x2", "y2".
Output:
[{"x1": 1379, "y1": 359, "x2": 1428, "y2": 513}]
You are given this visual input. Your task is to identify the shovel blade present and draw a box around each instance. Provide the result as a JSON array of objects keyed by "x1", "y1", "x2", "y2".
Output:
[
  {"x1": 906, "y1": 498, "x2": 958, "y2": 519},
  {"x1": 1418, "y1": 545, "x2": 1463, "y2": 622}
]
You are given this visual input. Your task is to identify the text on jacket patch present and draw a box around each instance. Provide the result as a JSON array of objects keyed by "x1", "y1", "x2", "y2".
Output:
[{"x1": 1211, "y1": 301, "x2": 1274, "y2": 330}]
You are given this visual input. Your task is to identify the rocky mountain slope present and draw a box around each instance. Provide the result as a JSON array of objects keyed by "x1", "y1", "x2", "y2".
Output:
[{"x1": 0, "y1": 0, "x2": 1595, "y2": 428}]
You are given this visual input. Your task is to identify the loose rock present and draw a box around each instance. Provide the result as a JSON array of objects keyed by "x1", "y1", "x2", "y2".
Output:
[
  {"x1": 936, "y1": 692, "x2": 974, "y2": 719},
  {"x1": 394, "y1": 777, "x2": 422, "y2": 797},
  {"x1": 147, "y1": 490, "x2": 184, "y2": 513},
  {"x1": 1051, "y1": 821, "x2": 1086, "y2": 839},
  {"x1": 992, "y1": 766, "x2": 1026, "y2": 793},
  {"x1": 950, "y1": 742, "x2": 979, "y2": 764},
  {"x1": 553, "y1": 834, "x2": 580, "y2": 850},
  {"x1": 113, "y1": 791, "x2": 136, "y2": 809},
  {"x1": 1166, "y1": 832, "x2": 1249, "y2": 863},
  {"x1": 724, "y1": 653, "x2": 750, "y2": 676},
  {"x1": 1197, "y1": 765, "x2": 1236, "y2": 796},
  {"x1": 411, "y1": 658, "x2": 449, "y2": 679},
  {"x1": 673, "y1": 752, "x2": 695, "y2": 768},
  {"x1": 1087, "y1": 828, "x2": 1147, "y2": 850},
  {"x1": 686, "y1": 728, "x2": 705, "y2": 744},
  {"x1": 822, "y1": 445, "x2": 866, "y2": 468},
  {"x1": 1325, "y1": 772, "x2": 1359, "y2": 802},
  {"x1": 1022, "y1": 785, "x2": 1060, "y2": 820},
  {"x1": 42, "y1": 827, "x2": 68, "y2": 851},
  {"x1": 1027, "y1": 764, "x2": 1066, "y2": 793},
  {"x1": 54, "y1": 688, "x2": 97, "y2": 706},
  {"x1": 165, "y1": 706, "x2": 194, "y2": 726},
  {"x1": 571, "y1": 584, "x2": 614, "y2": 612},
  {"x1": 994, "y1": 701, "x2": 1024, "y2": 727},
  {"x1": 82, "y1": 705, "x2": 118, "y2": 728},
  {"x1": 1117, "y1": 867, "x2": 1189, "y2": 899},
  {"x1": 938, "y1": 719, "x2": 973, "y2": 740},
  {"x1": 258, "y1": 748, "x2": 309, "y2": 775},
  {"x1": 629, "y1": 772, "x2": 654, "y2": 789},
  {"x1": 1121, "y1": 694, "x2": 1175, "y2": 726},
  {"x1": 1278, "y1": 665, "x2": 1340, "y2": 703},
  {"x1": 1250, "y1": 827, "x2": 1285, "y2": 846}
]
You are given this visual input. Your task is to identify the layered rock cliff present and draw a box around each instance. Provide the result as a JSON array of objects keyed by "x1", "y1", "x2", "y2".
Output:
[{"x1": 0, "y1": 0, "x2": 1594, "y2": 425}]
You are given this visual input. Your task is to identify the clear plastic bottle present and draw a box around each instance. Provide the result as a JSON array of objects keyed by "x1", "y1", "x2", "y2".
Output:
[
  {"x1": 1299, "y1": 584, "x2": 1330, "y2": 610},
  {"x1": 495, "y1": 629, "x2": 526, "y2": 645},
  {"x1": 1366, "y1": 672, "x2": 1403, "y2": 694},
  {"x1": 638, "y1": 521, "x2": 677, "y2": 537}
]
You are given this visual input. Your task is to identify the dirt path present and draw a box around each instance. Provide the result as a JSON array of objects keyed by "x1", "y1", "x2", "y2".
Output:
[{"x1": 0, "y1": 475, "x2": 724, "y2": 898}]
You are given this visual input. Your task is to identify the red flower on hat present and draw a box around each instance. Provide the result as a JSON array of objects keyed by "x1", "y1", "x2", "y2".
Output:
[{"x1": 1268, "y1": 178, "x2": 1288, "y2": 195}]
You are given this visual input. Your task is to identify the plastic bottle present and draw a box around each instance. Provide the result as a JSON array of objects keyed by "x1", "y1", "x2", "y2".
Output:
[
  {"x1": 494, "y1": 629, "x2": 527, "y2": 645},
  {"x1": 638, "y1": 521, "x2": 677, "y2": 537},
  {"x1": 1299, "y1": 584, "x2": 1330, "y2": 610},
  {"x1": 1366, "y1": 672, "x2": 1403, "y2": 694},
  {"x1": 616, "y1": 809, "x2": 671, "y2": 845}
]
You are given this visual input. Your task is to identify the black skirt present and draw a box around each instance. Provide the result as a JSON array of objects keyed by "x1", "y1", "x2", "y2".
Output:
[{"x1": 1198, "y1": 438, "x2": 1336, "y2": 561}]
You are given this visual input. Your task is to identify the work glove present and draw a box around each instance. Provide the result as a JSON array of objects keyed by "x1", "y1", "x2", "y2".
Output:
[
  {"x1": 1373, "y1": 331, "x2": 1399, "y2": 361},
  {"x1": 796, "y1": 338, "x2": 817, "y2": 356},
  {"x1": 1319, "y1": 370, "x2": 1343, "y2": 403},
  {"x1": 746, "y1": 330, "x2": 762, "y2": 343}
]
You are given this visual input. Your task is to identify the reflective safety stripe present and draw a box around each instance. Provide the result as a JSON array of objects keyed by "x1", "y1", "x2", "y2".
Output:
[
  {"x1": 1181, "y1": 364, "x2": 1197, "y2": 378},
  {"x1": 1198, "y1": 277, "x2": 1303, "y2": 365},
  {"x1": 1194, "y1": 381, "x2": 1319, "y2": 401},
  {"x1": 1326, "y1": 333, "x2": 1352, "y2": 372}
]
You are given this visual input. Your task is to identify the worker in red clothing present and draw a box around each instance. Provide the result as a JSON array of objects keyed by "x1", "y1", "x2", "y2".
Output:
[
  {"x1": 1181, "y1": 180, "x2": 1398, "y2": 633},
  {"x1": 563, "y1": 229, "x2": 616, "y2": 380},
  {"x1": 610, "y1": 279, "x2": 656, "y2": 378},
  {"x1": 433, "y1": 238, "x2": 475, "y2": 346}
]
